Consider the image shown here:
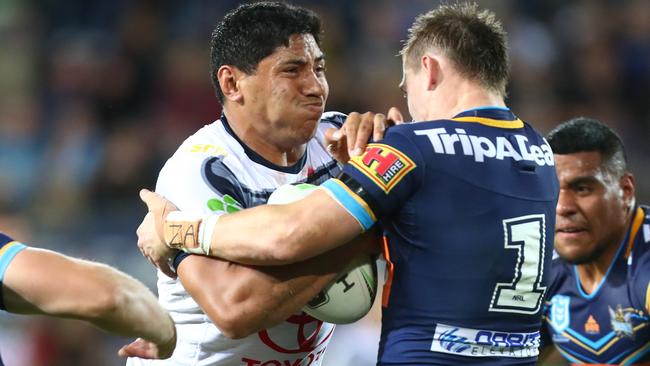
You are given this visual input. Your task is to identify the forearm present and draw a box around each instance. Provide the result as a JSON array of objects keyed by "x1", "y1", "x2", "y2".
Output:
[
  {"x1": 89, "y1": 269, "x2": 175, "y2": 345},
  {"x1": 180, "y1": 258, "x2": 339, "y2": 338},
  {"x1": 178, "y1": 230, "x2": 378, "y2": 338},
  {"x1": 208, "y1": 189, "x2": 363, "y2": 265},
  {"x1": 2, "y1": 249, "x2": 174, "y2": 345}
]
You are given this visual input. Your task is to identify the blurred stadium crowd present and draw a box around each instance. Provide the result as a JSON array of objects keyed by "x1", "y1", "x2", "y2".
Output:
[{"x1": 0, "y1": 0, "x2": 648, "y2": 365}]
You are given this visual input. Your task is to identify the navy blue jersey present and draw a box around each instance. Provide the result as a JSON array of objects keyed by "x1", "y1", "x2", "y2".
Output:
[
  {"x1": 541, "y1": 206, "x2": 650, "y2": 365},
  {"x1": 322, "y1": 108, "x2": 558, "y2": 365}
]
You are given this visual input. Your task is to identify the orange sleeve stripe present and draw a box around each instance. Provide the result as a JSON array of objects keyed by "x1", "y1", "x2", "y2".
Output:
[{"x1": 381, "y1": 236, "x2": 394, "y2": 307}]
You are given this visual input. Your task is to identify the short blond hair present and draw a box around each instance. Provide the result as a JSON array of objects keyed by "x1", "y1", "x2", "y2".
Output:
[{"x1": 401, "y1": 3, "x2": 509, "y2": 96}]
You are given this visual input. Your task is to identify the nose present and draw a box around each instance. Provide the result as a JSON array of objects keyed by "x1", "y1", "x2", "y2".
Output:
[
  {"x1": 556, "y1": 189, "x2": 577, "y2": 217},
  {"x1": 303, "y1": 70, "x2": 327, "y2": 99}
]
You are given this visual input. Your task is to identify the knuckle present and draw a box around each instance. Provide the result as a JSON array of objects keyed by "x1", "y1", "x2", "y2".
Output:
[{"x1": 360, "y1": 122, "x2": 373, "y2": 132}]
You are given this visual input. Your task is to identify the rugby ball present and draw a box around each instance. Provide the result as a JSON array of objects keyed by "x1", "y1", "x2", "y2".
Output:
[{"x1": 268, "y1": 184, "x2": 378, "y2": 324}]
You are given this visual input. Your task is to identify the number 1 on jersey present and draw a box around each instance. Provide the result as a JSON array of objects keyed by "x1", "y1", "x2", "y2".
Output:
[{"x1": 489, "y1": 214, "x2": 547, "y2": 314}]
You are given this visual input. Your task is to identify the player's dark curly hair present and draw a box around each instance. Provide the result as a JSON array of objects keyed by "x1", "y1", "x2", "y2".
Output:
[
  {"x1": 401, "y1": 2, "x2": 509, "y2": 96},
  {"x1": 209, "y1": 1, "x2": 322, "y2": 104},
  {"x1": 547, "y1": 117, "x2": 628, "y2": 177}
]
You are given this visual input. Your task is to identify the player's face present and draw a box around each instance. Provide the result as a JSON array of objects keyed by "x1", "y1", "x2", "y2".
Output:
[
  {"x1": 240, "y1": 33, "x2": 328, "y2": 148},
  {"x1": 400, "y1": 58, "x2": 427, "y2": 121},
  {"x1": 554, "y1": 152, "x2": 631, "y2": 264}
]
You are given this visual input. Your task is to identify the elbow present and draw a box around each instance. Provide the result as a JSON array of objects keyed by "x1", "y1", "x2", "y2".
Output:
[
  {"x1": 198, "y1": 290, "x2": 275, "y2": 339},
  {"x1": 207, "y1": 307, "x2": 264, "y2": 339},
  {"x1": 78, "y1": 265, "x2": 138, "y2": 321},
  {"x1": 270, "y1": 243, "x2": 305, "y2": 265},
  {"x1": 81, "y1": 281, "x2": 123, "y2": 320}
]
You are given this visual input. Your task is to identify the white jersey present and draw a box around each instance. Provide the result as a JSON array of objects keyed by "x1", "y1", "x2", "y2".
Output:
[{"x1": 127, "y1": 112, "x2": 345, "y2": 366}]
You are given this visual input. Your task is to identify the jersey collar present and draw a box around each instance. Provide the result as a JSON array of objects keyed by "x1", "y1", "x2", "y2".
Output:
[
  {"x1": 220, "y1": 114, "x2": 308, "y2": 174},
  {"x1": 574, "y1": 206, "x2": 644, "y2": 299}
]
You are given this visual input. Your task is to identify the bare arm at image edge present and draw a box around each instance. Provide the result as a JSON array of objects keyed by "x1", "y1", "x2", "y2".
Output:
[{"x1": 2, "y1": 248, "x2": 176, "y2": 359}]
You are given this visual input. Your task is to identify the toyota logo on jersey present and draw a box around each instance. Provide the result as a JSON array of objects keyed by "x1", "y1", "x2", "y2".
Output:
[{"x1": 258, "y1": 313, "x2": 334, "y2": 354}]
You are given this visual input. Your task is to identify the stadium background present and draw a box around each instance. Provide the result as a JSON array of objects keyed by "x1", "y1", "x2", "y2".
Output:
[{"x1": 0, "y1": 0, "x2": 648, "y2": 364}]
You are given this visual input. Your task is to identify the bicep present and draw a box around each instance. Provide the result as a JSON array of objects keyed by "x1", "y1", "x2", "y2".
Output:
[
  {"x1": 177, "y1": 255, "x2": 274, "y2": 315},
  {"x1": 290, "y1": 188, "x2": 363, "y2": 253},
  {"x1": 175, "y1": 238, "x2": 365, "y2": 337}
]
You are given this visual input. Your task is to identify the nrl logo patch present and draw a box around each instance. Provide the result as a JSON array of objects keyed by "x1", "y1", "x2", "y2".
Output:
[
  {"x1": 550, "y1": 295, "x2": 570, "y2": 333},
  {"x1": 349, "y1": 143, "x2": 416, "y2": 193}
]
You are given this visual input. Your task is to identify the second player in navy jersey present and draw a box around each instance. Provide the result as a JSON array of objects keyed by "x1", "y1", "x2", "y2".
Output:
[
  {"x1": 136, "y1": 4, "x2": 558, "y2": 365},
  {"x1": 540, "y1": 118, "x2": 650, "y2": 365},
  {"x1": 331, "y1": 107, "x2": 557, "y2": 365}
]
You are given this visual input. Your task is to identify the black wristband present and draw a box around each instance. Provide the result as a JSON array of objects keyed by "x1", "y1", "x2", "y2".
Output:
[{"x1": 337, "y1": 172, "x2": 384, "y2": 218}]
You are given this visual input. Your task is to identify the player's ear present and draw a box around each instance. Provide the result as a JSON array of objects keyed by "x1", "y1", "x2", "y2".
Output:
[
  {"x1": 421, "y1": 55, "x2": 439, "y2": 91},
  {"x1": 217, "y1": 65, "x2": 245, "y2": 103},
  {"x1": 620, "y1": 172, "x2": 636, "y2": 210}
]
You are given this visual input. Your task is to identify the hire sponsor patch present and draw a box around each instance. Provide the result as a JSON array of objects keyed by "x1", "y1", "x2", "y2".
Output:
[{"x1": 349, "y1": 144, "x2": 415, "y2": 193}]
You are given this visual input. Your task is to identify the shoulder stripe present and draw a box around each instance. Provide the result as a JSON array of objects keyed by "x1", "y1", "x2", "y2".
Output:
[{"x1": 0, "y1": 241, "x2": 27, "y2": 281}]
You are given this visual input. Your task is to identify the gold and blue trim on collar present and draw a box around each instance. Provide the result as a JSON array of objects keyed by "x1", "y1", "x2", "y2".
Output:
[
  {"x1": 451, "y1": 107, "x2": 524, "y2": 129},
  {"x1": 451, "y1": 116, "x2": 524, "y2": 129}
]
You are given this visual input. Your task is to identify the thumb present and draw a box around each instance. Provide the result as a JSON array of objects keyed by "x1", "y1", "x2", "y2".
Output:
[
  {"x1": 387, "y1": 107, "x2": 405, "y2": 125},
  {"x1": 140, "y1": 188, "x2": 157, "y2": 209},
  {"x1": 323, "y1": 127, "x2": 344, "y2": 145}
]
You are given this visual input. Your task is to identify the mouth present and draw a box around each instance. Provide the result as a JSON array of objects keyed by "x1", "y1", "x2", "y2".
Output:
[
  {"x1": 302, "y1": 99, "x2": 324, "y2": 111},
  {"x1": 556, "y1": 226, "x2": 588, "y2": 237},
  {"x1": 303, "y1": 103, "x2": 323, "y2": 112}
]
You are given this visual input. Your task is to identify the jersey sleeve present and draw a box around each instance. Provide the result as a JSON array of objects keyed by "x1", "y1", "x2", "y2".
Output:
[
  {"x1": 319, "y1": 111, "x2": 346, "y2": 129},
  {"x1": 0, "y1": 232, "x2": 28, "y2": 311},
  {"x1": 156, "y1": 142, "x2": 242, "y2": 270},
  {"x1": 157, "y1": 151, "x2": 241, "y2": 214},
  {"x1": 322, "y1": 128, "x2": 424, "y2": 228},
  {"x1": 312, "y1": 111, "x2": 345, "y2": 154}
]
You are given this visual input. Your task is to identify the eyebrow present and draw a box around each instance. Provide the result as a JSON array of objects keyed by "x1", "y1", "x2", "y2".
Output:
[
  {"x1": 281, "y1": 55, "x2": 326, "y2": 67},
  {"x1": 567, "y1": 176, "x2": 600, "y2": 188}
]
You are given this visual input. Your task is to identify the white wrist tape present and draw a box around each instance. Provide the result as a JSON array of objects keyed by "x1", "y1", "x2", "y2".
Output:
[{"x1": 198, "y1": 213, "x2": 220, "y2": 256}]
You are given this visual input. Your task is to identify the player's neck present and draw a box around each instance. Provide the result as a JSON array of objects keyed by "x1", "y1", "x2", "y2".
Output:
[
  {"x1": 423, "y1": 81, "x2": 506, "y2": 121},
  {"x1": 223, "y1": 109, "x2": 306, "y2": 167}
]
